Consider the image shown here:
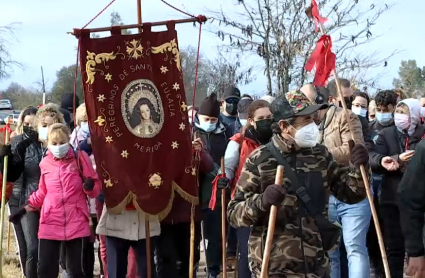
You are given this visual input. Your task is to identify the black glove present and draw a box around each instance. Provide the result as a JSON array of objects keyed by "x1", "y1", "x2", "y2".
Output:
[
  {"x1": 349, "y1": 140, "x2": 369, "y2": 167},
  {"x1": 0, "y1": 144, "x2": 11, "y2": 158},
  {"x1": 261, "y1": 184, "x2": 286, "y2": 209},
  {"x1": 83, "y1": 177, "x2": 94, "y2": 191},
  {"x1": 9, "y1": 207, "x2": 26, "y2": 224},
  {"x1": 217, "y1": 177, "x2": 230, "y2": 190}
]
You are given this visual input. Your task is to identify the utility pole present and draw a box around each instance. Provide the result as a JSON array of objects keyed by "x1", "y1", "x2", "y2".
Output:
[{"x1": 41, "y1": 66, "x2": 46, "y2": 104}]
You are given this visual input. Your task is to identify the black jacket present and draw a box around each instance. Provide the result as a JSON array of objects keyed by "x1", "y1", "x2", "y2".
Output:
[
  {"x1": 399, "y1": 138, "x2": 425, "y2": 257},
  {"x1": 8, "y1": 132, "x2": 44, "y2": 207},
  {"x1": 372, "y1": 124, "x2": 425, "y2": 204}
]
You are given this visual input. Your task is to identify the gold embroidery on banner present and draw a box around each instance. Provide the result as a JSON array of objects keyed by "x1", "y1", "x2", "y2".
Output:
[
  {"x1": 85, "y1": 51, "x2": 116, "y2": 85},
  {"x1": 121, "y1": 150, "x2": 129, "y2": 158},
  {"x1": 172, "y1": 83, "x2": 180, "y2": 91},
  {"x1": 105, "y1": 73, "x2": 112, "y2": 82},
  {"x1": 94, "y1": 116, "x2": 106, "y2": 126},
  {"x1": 171, "y1": 141, "x2": 179, "y2": 149},
  {"x1": 179, "y1": 122, "x2": 185, "y2": 131},
  {"x1": 151, "y1": 39, "x2": 182, "y2": 72},
  {"x1": 180, "y1": 102, "x2": 187, "y2": 111},
  {"x1": 126, "y1": 39, "x2": 144, "y2": 59},
  {"x1": 100, "y1": 161, "x2": 118, "y2": 189},
  {"x1": 97, "y1": 94, "x2": 106, "y2": 102},
  {"x1": 105, "y1": 136, "x2": 113, "y2": 143},
  {"x1": 176, "y1": 94, "x2": 186, "y2": 120},
  {"x1": 160, "y1": 66, "x2": 169, "y2": 74},
  {"x1": 149, "y1": 173, "x2": 163, "y2": 189},
  {"x1": 85, "y1": 46, "x2": 125, "y2": 86}
]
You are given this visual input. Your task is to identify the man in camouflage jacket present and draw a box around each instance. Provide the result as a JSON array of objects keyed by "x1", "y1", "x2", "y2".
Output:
[{"x1": 227, "y1": 91, "x2": 369, "y2": 278}]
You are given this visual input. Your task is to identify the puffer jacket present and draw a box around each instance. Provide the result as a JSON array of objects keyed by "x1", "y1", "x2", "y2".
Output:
[
  {"x1": 28, "y1": 148, "x2": 101, "y2": 241},
  {"x1": 317, "y1": 105, "x2": 364, "y2": 165},
  {"x1": 9, "y1": 132, "x2": 44, "y2": 208}
]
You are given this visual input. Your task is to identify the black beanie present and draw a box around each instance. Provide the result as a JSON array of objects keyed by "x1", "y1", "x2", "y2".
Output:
[
  {"x1": 198, "y1": 93, "x2": 220, "y2": 118},
  {"x1": 61, "y1": 93, "x2": 79, "y2": 113}
]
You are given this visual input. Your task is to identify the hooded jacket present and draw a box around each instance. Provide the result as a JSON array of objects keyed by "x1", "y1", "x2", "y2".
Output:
[
  {"x1": 28, "y1": 148, "x2": 101, "y2": 240},
  {"x1": 372, "y1": 99, "x2": 425, "y2": 205}
]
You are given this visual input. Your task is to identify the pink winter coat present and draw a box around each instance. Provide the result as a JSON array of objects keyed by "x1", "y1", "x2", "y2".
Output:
[{"x1": 28, "y1": 148, "x2": 101, "y2": 241}]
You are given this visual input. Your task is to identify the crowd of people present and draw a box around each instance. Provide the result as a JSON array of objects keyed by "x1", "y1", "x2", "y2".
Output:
[{"x1": 0, "y1": 82, "x2": 424, "y2": 278}]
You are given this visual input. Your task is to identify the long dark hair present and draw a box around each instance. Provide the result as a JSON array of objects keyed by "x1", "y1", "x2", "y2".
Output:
[
  {"x1": 240, "y1": 100, "x2": 271, "y2": 147},
  {"x1": 130, "y1": 98, "x2": 160, "y2": 129}
]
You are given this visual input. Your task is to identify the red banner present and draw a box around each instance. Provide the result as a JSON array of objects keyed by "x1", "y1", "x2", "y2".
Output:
[
  {"x1": 77, "y1": 23, "x2": 198, "y2": 218},
  {"x1": 304, "y1": 35, "x2": 336, "y2": 87}
]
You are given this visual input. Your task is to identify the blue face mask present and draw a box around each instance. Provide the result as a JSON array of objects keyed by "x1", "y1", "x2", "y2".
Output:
[
  {"x1": 80, "y1": 121, "x2": 90, "y2": 135},
  {"x1": 376, "y1": 112, "x2": 393, "y2": 124},
  {"x1": 196, "y1": 121, "x2": 216, "y2": 133}
]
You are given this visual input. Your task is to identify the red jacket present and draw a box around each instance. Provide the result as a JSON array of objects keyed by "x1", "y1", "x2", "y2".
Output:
[
  {"x1": 230, "y1": 133, "x2": 260, "y2": 198},
  {"x1": 162, "y1": 148, "x2": 214, "y2": 224}
]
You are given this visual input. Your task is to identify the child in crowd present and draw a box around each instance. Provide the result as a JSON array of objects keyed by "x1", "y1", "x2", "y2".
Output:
[{"x1": 24, "y1": 123, "x2": 100, "y2": 278}]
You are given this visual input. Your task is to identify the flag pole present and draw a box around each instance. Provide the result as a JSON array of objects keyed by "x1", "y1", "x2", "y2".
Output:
[
  {"x1": 136, "y1": 2, "x2": 152, "y2": 278},
  {"x1": 0, "y1": 127, "x2": 11, "y2": 277},
  {"x1": 316, "y1": 22, "x2": 391, "y2": 277}
]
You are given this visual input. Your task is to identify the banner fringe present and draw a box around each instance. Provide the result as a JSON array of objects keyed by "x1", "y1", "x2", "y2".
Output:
[{"x1": 105, "y1": 181, "x2": 199, "y2": 221}]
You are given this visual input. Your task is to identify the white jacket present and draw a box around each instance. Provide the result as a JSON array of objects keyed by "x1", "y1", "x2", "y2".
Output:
[{"x1": 96, "y1": 205, "x2": 161, "y2": 241}]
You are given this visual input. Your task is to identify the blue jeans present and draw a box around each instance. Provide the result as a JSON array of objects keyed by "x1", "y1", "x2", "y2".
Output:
[
  {"x1": 328, "y1": 195, "x2": 371, "y2": 278},
  {"x1": 236, "y1": 227, "x2": 252, "y2": 278}
]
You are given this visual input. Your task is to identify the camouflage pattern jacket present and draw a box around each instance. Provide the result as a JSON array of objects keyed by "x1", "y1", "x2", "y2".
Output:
[{"x1": 227, "y1": 135, "x2": 369, "y2": 278}]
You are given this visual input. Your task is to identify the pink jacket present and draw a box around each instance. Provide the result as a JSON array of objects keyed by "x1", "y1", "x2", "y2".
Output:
[{"x1": 28, "y1": 148, "x2": 101, "y2": 241}]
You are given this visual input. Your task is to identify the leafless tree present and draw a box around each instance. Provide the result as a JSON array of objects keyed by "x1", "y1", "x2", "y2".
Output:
[
  {"x1": 207, "y1": 47, "x2": 255, "y2": 99},
  {"x1": 0, "y1": 23, "x2": 23, "y2": 80},
  {"x1": 206, "y1": 0, "x2": 397, "y2": 95}
]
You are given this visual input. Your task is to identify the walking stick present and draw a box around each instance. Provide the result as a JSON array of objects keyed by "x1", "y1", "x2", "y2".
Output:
[
  {"x1": 0, "y1": 127, "x2": 10, "y2": 277},
  {"x1": 260, "y1": 165, "x2": 285, "y2": 278},
  {"x1": 189, "y1": 204, "x2": 195, "y2": 278},
  {"x1": 220, "y1": 157, "x2": 227, "y2": 278},
  {"x1": 333, "y1": 74, "x2": 391, "y2": 277}
]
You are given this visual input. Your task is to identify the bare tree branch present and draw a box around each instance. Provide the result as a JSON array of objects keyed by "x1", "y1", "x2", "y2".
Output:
[{"x1": 0, "y1": 23, "x2": 23, "y2": 80}]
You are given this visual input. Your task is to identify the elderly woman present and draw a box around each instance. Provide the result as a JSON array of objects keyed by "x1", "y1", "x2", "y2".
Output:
[{"x1": 9, "y1": 103, "x2": 64, "y2": 278}]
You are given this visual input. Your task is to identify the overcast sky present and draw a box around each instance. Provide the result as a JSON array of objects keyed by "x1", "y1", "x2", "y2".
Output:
[{"x1": 0, "y1": 0, "x2": 423, "y2": 96}]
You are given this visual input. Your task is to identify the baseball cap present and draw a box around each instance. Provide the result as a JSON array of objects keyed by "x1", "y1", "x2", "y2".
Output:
[
  {"x1": 223, "y1": 86, "x2": 241, "y2": 100},
  {"x1": 237, "y1": 98, "x2": 253, "y2": 119},
  {"x1": 271, "y1": 90, "x2": 328, "y2": 121}
]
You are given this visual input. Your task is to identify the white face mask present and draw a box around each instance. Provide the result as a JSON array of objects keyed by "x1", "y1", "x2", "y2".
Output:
[
  {"x1": 352, "y1": 106, "x2": 367, "y2": 118},
  {"x1": 49, "y1": 143, "x2": 70, "y2": 158},
  {"x1": 293, "y1": 122, "x2": 319, "y2": 148},
  {"x1": 239, "y1": 119, "x2": 248, "y2": 126},
  {"x1": 38, "y1": 127, "x2": 48, "y2": 141}
]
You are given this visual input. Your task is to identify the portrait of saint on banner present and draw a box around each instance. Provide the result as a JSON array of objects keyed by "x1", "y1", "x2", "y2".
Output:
[{"x1": 122, "y1": 79, "x2": 164, "y2": 138}]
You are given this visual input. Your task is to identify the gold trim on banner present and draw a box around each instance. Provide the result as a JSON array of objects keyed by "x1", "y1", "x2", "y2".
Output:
[
  {"x1": 105, "y1": 181, "x2": 199, "y2": 221},
  {"x1": 85, "y1": 47, "x2": 125, "y2": 85},
  {"x1": 151, "y1": 39, "x2": 182, "y2": 72}
]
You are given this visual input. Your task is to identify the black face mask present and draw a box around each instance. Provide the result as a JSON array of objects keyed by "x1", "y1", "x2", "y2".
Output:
[
  {"x1": 23, "y1": 126, "x2": 37, "y2": 139},
  {"x1": 339, "y1": 97, "x2": 352, "y2": 110},
  {"x1": 225, "y1": 103, "x2": 238, "y2": 115},
  {"x1": 252, "y1": 119, "x2": 273, "y2": 144}
]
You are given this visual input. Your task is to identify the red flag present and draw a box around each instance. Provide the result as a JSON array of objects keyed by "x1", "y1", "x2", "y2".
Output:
[
  {"x1": 311, "y1": 0, "x2": 327, "y2": 32},
  {"x1": 305, "y1": 35, "x2": 336, "y2": 87}
]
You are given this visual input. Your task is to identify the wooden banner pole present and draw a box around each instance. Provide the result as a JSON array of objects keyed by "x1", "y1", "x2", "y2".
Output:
[{"x1": 0, "y1": 127, "x2": 11, "y2": 277}]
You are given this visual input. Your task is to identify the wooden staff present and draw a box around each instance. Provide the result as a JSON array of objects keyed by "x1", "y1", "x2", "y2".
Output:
[
  {"x1": 189, "y1": 204, "x2": 195, "y2": 278},
  {"x1": 135, "y1": 1, "x2": 152, "y2": 277},
  {"x1": 260, "y1": 165, "x2": 285, "y2": 278},
  {"x1": 7, "y1": 221, "x2": 11, "y2": 253},
  {"x1": 220, "y1": 157, "x2": 227, "y2": 278},
  {"x1": 312, "y1": 21, "x2": 390, "y2": 277},
  {"x1": 0, "y1": 127, "x2": 10, "y2": 277}
]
